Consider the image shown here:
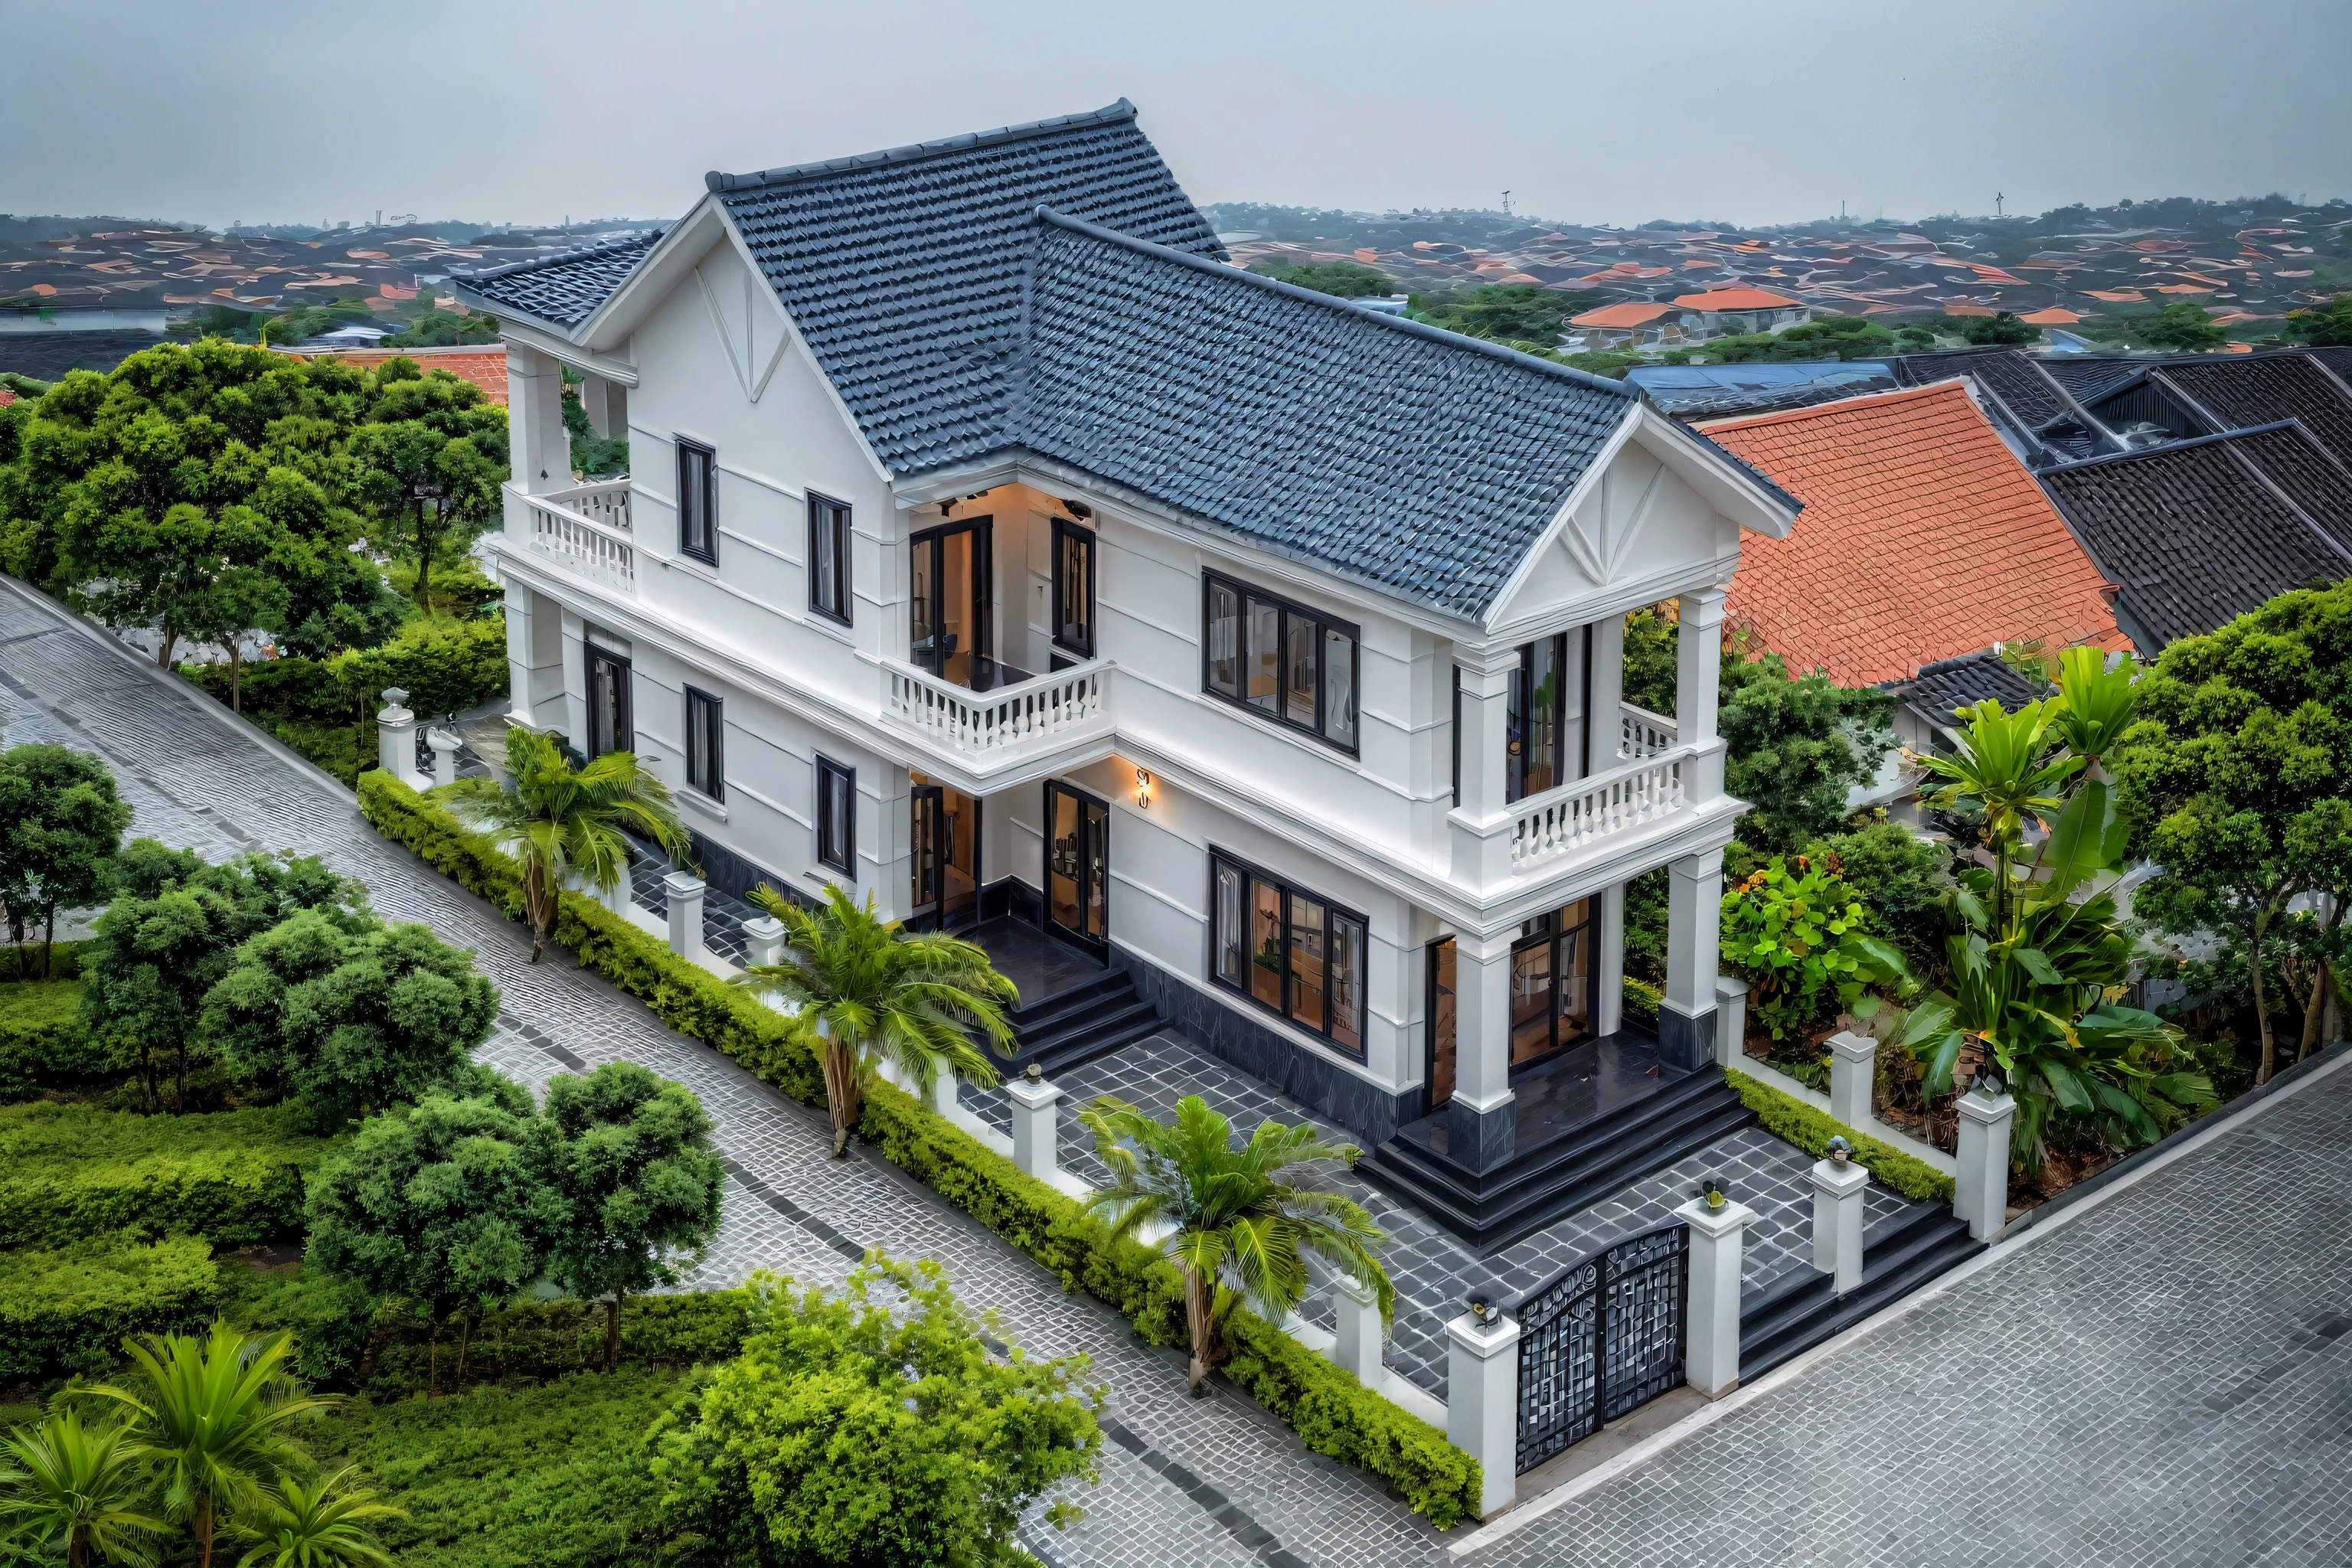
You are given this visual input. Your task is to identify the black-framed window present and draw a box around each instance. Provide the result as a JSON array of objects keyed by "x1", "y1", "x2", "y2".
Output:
[
  {"x1": 1051, "y1": 517, "x2": 1096, "y2": 662},
  {"x1": 1201, "y1": 572, "x2": 1359, "y2": 753},
  {"x1": 1209, "y1": 849, "x2": 1367, "y2": 1054},
  {"x1": 586, "y1": 643, "x2": 632, "y2": 760},
  {"x1": 1450, "y1": 665, "x2": 1462, "y2": 807},
  {"x1": 815, "y1": 756, "x2": 855, "y2": 875},
  {"x1": 809, "y1": 492, "x2": 851, "y2": 624},
  {"x1": 684, "y1": 687, "x2": 723, "y2": 801},
  {"x1": 677, "y1": 438, "x2": 717, "y2": 565},
  {"x1": 1506, "y1": 627, "x2": 1592, "y2": 804}
]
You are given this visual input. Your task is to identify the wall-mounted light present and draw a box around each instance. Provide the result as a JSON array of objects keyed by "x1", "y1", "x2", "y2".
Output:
[{"x1": 1135, "y1": 767, "x2": 1151, "y2": 809}]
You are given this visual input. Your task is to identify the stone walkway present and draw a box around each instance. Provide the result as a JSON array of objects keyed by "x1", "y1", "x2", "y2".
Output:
[{"x1": 1458, "y1": 1054, "x2": 2352, "y2": 1566}]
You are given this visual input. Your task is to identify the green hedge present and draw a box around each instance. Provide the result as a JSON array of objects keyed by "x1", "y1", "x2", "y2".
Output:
[
  {"x1": 357, "y1": 773, "x2": 1481, "y2": 1528},
  {"x1": 1621, "y1": 975, "x2": 1662, "y2": 1027},
  {"x1": 0, "y1": 1102, "x2": 338, "y2": 1250},
  {"x1": 0, "y1": 980, "x2": 107, "y2": 1102},
  {"x1": 1, "y1": 939, "x2": 93, "y2": 982},
  {"x1": 0, "y1": 1233, "x2": 221, "y2": 1381},
  {"x1": 1723, "y1": 1067, "x2": 1955, "y2": 1203}
]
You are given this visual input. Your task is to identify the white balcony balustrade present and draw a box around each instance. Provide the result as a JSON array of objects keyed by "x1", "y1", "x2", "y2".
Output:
[
  {"x1": 1509, "y1": 749, "x2": 1690, "y2": 871},
  {"x1": 1619, "y1": 702, "x2": 1677, "y2": 760},
  {"x1": 520, "y1": 481, "x2": 635, "y2": 590},
  {"x1": 884, "y1": 658, "x2": 1109, "y2": 756}
]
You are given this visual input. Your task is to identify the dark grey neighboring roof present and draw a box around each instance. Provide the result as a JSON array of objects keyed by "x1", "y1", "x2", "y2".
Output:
[
  {"x1": 2152, "y1": 352, "x2": 2352, "y2": 471},
  {"x1": 459, "y1": 230, "x2": 664, "y2": 328},
  {"x1": 2040, "y1": 427, "x2": 2352, "y2": 647},
  {"x1": 1896, "y1": 648, "x2": 2042, "y2": 727},
  {"x1": 2039, "y1": 355, "x2": 2146, "y2": 407},
  {"x1": 710, "y1": 99, "x2": 1224, "y2": 478},
  {"x1": 1889, "y1": 346, "x2": 2125, "y2": 464},
  {"x1": 1627, "y1": 359, "x2": 1900, "y2": 419},
  {"x1": 2310, "y1": 345, "x2": 2352, "y2": 384}
]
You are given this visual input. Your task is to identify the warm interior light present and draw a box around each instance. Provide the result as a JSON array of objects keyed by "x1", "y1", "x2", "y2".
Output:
[{"x1": 1135, "y1": 767, "x2": 1151, "y2": 808}]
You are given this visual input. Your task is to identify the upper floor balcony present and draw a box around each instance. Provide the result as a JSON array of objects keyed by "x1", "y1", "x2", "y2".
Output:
[{"x1": 514, "y1": 479, "x2": 636, "y2": 593}]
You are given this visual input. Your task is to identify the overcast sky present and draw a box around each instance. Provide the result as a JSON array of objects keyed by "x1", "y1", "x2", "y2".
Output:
[{"x1": 5, "y1": 0, "x2": 2347, "y2": 230}]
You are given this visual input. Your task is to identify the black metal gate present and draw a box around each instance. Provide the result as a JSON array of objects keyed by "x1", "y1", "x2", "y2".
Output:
[{"x1": 1514, "y1": 1222, "x2": 1689, "y2": 1473}]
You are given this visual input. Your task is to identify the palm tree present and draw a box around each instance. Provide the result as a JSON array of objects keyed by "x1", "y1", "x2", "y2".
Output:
[
  {"x1": 731, "y1": 883, "x2": 1017, "y2": 1156},
  {"x1": 231, "y1": 1468, "x2": 403, "y2": 1568},
  {"x1": 88, "y1": 1321, "x2": 342, "y2": 1568},
  {"x1": 0, "y1": 1410, "x2": 165, "y2": 1567},
  {"x1": 437, "y1": 727, "x2": 689, "y2": 962},
  {"x1": 1912, "y1": 691, "x2": 2080, "y2": 932},
  {"x1": 1078, "y1": 1095, "x2": 1393, "y2": 1396}
]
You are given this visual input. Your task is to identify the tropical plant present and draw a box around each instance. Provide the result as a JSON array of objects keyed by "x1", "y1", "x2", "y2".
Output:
[
  {"x1": 731, "y1": 883, "x2": 1016, "y2": 1157},
  {"x1": 1720, "y1": 853, "x2": 1913, "y2": 1041},
  {"x1": 0, "y1": 743, "x2": 133, "y2": 978},
  {"x1": 1076, "y1": 1096, "x2": 1391, "y2": 1396},
  {"x1": 533, "y1": 1061, "x2": 727, "y2": 1370},
  {"x1": 88, "y1": 1321, "x2": 341, "y2": 1568},
  {"x1": 436, "y1": 727, "x2": 688, "y2": 962},
  {"x1": 0, "y1": 1410, "x2": 165, "y2": 1568},
  {"x1": 229, "y1": 1468, "x2": 403, "y2": 1568},
  {"x1": 1899, "y1": 649, "x2": 2216, "y2": 1170},
  {"x1": 648, "y1": 1257, "x2": 1101, "y2": 1568}
]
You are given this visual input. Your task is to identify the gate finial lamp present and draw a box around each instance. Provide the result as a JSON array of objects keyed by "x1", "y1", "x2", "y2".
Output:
[
  {"x1": 1702, "y1": 1178, "x2": 1726, "y2": 1210},
  {"x1": 1467, "y1": 1294, "x2": 1496, "y2": 1326}
]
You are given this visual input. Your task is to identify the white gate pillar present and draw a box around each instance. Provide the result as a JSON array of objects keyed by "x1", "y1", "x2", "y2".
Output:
[
  {"x1": 1954, "y1": 1085, "x2": 2017, "y2": 1242},
  {"x1": 1678, "y1": 1192, "x2": 1755, "y2": 1399},
  {"x1": 1811, "y1": 1143, "x2": 1869, "y2": 1295},
  {"x1": 1828, "y1": 1030, "x2": 1877, "y2": 1129},
  {"x1": 1007, "y1": 1064, "x2": 1065, "y2": 1181},
  {"x1": 1331, "y1": 1275, "x2": 1384, "y2": 1387},
  {"x1": 375, "y1": 689, "x2": 426, "y2": 790},
  {"x1": 664, "y1": 871, "x2": 707, "y2": 961},
  {"x1": 1446, "y1": 1305, "x2": 1522, "y2": 1519}
]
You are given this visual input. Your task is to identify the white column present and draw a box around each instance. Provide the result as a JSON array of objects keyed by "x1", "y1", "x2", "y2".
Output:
[
  {"x1": 1811, "y1": 1150, "x2": 1869, "y2": 1294},
  {"x1": 663, "y1": 871, "x2": 707, "y2": 960},
  {"x1": 742, "y1": 913, "x2": 785, "y2": 969},
  {"x1": 1447, "y1": 644, "x2": 1522, "y2": 892},
  {"x1": 1589, "y1": 612, "x2": 1626, "y2": 761},
  {"x1": 1828, "y1": 1030, "x2": 1877, "y2": 1129},
  {"x1": 505, "y1": 345, "x2": 571, "y2": 492},
  {"x1": 1713, "y1": 975, "x2": 1750, "y2": 1070},
  {"x1": 1007, "y1": 1066, "x2": 1065, "y2": 1181},
  {"x1": 1446, "y1": 928, "x2": 1517, "y2": 1171},
  {"x1": 1331, "y1": 1275, "x2": 1383, "y2": 1387},
  {"x1": 1954, "y1": 1086, "x2": 2017, "y2": 1242},
  {"x1": 1445, "y1": 1308, "x2": 1522, "y2": 1518},
  {"x1": 502, "y1": 586, "x2": 567, "y2": 734},
  {"x1": 375, "y1": 689, "x2": 426, "y2": 789},
  {"x1": 1677, "y1": 587, "x2": 1726, "y2": 802},
  {"x1": 1678, "y1": 1194, "x2": 1755, "y2": 1399},
  {"x1": 424, "y1": 726, "x2": 462, "y2": 789},
  {"x1": 1595, "y1": 881, "x2": 1627, "y2": 1037},
  {"x1": 578, "y1": 374, "x2": 627, "y2": 441},
  {"x1": 1659, "y1": 848, "x2": 1724, "y2": 1071}
]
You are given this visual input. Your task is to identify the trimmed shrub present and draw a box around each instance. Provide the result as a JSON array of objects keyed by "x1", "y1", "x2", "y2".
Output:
[
  {"x1": 0, "y1": 979, "x2": 107, "y2": 1102},
  {"x1": 0, "y1": 1102, "x2": 337, "y2": 1249},
  {"x1": 0, "y1": 939, "x2": 93, "y2": 982},
  {"x1": 1620, "y1": 975, "x2": 1662, "y2": 1028},
  {"x1": 0, "y1": 1233, "x2": 220, "y2": 1381},
  {"x1": 1723, "y1": 1067, "x2": 1955, "y2": 1203},
  {"x1": 356, "y1": 773, "x2": 1481, "y2": 1528}
]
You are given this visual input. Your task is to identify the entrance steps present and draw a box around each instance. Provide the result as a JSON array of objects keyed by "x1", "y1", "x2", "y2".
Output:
[
  {"x1": 1001, "y1": 968, "x2": 1162, "y2": 1079},
  {"x1": 1736, "y1": 1204, "x2": 1983, "y2": 1381}
]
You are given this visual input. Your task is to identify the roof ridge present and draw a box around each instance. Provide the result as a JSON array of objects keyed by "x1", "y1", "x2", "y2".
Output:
[
  {"x1": 453, "y1": 229, "x2": 662, "y2": 283},
  {"x1": 707, "y1": 100, "x2": 1138, "y2": 193},
  {"x1": 1031, "y1": 205, "x2": 1635, "y2": 399},
  {"x1": 1694, "y1": 377, "x2": 1964, "y2": 433}
]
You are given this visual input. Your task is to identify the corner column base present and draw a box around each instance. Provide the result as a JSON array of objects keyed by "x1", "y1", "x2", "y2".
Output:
[
  {"x1": 1448, "y1": 1094, "x2": 1517, "y2": 1174},
  {"x1": 1657, "y1": 1004, "x2": 1717, "y2": 1073}
]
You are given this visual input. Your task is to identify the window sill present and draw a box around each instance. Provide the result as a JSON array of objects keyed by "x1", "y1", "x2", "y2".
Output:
[{"x1": 680, "y1": 789, "x2": 728, "y2": 822}]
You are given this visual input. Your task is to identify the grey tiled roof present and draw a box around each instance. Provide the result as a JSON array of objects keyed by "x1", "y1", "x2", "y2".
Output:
[
  {"x1": 1896, "y1": 648, "x2": 2041, "y2": 729},
  {"x1": 460, "y1": 231, "x2": 663, "y2": 328},
  {"x1": 710, "y1": 100, "x2": 1223, "y2": 478},
  {"x1": 1015, "y1": 214, "x2": 1645, "y2": 614},
  {"x1": 2040, "y1": 355, "x2": 2146, "y2": 406},
  {"x1": 2154, "y1": 353, "x2": 2352, "y2": 469},
  {"x1": 1890, "y1": 347, "x2": 2125, "y2": 463},
  {"x1": 2040, "y1": 428, "x2": 2352, "y2": 646}
]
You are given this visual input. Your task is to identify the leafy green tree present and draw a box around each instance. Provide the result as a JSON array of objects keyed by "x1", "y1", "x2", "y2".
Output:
[
  {"x1": 733, "y1": 883, "x2": 1015, "y2": 1158},
  {"x1": 228, "y1": 1468, "x2": 403, "y2": 1568},
  {"x1": 83, "y1": 847, "x2": 369, "y2": 1111},
  {"x1": 560, "y1": 383, "x2": 628, "y2": 479},
  {"x1": 1243, "y1": 258, "x2": 1394, "y2": 298},
  {"x1": 1958, "y1": 311, "x2": 2037, "y2": 345},
  {"x1": 2132, "y1": 300, "x2": 2227, "y2": 352},
  {"x1": 2288, "y1": 292, "x2": 2352, "y2": 347},
  {"x1": 203, "y1": 907, "x2": 499, "y2": 1121},
  {"x1": 1077, "y1": 1096, "x2": 1390, "y2": 1396},
  {"x1": 0, "y1": 1409, "x2": 166, "y2": 1568},
  {"x1": 304, "y1": 1089, "x2": 557, "y2": 1395},
  {"x1": 90, "y1": 1321, "x2": 341, "y2": 1568},
  {"x1": 1903, "y1": 650, "x2": 2216, "y2": 1169},
  {"x1": 1705, "y1": 316, "x2": 1897, "y2": 363},
  {"x1": 649, "y1": 1257, "x2": 1101, "y2": 1568},
  {"x1": 1720, "y1": 645, "x2": 1895, "y2": 855},
  {"x1": 350, "y1": 361, "x2": 508, "y2": 607},
  {"x1": 1801, "y1": 820, "x2": 1956, "y2": 971},
  {"x1": 0, "y1": 743, "x2": 132, "y2": 978},
  {"x1": 1721, "y1": 854, "x2": 1913, "y2": 1041},
  {"x1": 379, "y1": 309, "x2": 499, "y2": 349},
  {"x1": 1893, "y1": 325, "x2": 1938, "y2": 351},
  {"x1": 533, "y1": 1062, "x2": 726, "y2": 1370},
  {"x1": 2115, "y1": 582, "x2": 2352, "y2": 1081},
  {"x1": 1413, "y1": 283, "x2": 1590, "y2": 345}
]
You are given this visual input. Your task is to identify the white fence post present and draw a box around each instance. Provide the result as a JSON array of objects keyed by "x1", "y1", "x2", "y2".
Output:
[
  {"x1": 375, "y1": 688, "x2": 426, "y2": 790},
  {"x1": 1714, "y1": 975, "x2": 1750, "y2": 1070},
  {"x1": 1678, "y1": 1194, "x2": 1755, "y2": 1399},
  {"x1": 1446, "y1": 1305, "x2": 1523, "y2": 1519},
  {"x1": 663, "y1": 871, "x2": 706, "y2": 960},
  {"x1": 1954, "y1": 1085, "x2": 2017, "y2": 1242},
  {"x1": 424, "y1": 725, "x2": 463, "y2": 789},
  {"x1": 1006, "y1": 1064, "x2": 1065, "y2": 1181},
  {"x1": 742, "y1": 914, "x2": 785, "y2": 970},
  {"x1": 1331, "y1": 1276, "x2": 1383, "y2": 1386},
  {"x1": 1811, "y1": 1143, "x2": 1868, "y2": 1294},
  {"x1": 1828, "y1": 1030, "x2": 1877, "y2": 1129}
]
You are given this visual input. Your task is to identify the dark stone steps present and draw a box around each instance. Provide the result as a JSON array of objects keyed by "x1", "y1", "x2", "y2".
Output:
[{"x1": 1737, "y1": 1205, "x2": 1982, "y2": 1382}]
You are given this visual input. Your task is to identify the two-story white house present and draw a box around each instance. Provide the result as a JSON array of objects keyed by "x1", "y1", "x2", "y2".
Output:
[{"x1": 457, "y1": 100, "x2": 1802, "y2": 1250}]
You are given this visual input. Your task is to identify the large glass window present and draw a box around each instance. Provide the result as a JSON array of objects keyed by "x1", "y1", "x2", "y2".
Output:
[
  {"x1": 677, "y1": 439, "x2": 717, "y2": 565},
  {"x1": 586, "y1": 643, "x2": 631, "y2": 760},
  {"x1": 815, "y1": 756, "x2": 855, "y2": 875},
  {"x1": 684, "y1": 687, "x2": 723, "y2": 801},
  {"x1": 1051, "y1": 518, "x2": 1095, "y2": 662},
  {"x1": 808, "y1": 492, "x2": 851, "y2": 625},
  {"x1": 1200, "y1": 572, "x2": 1361, "y2": 753},
  {"x1": 1506, "y1": 627, "x2": 1592, "y2": 803},
  {"x1": 1207, "y1": 849, "x2": 1367, "y2": 1054}
]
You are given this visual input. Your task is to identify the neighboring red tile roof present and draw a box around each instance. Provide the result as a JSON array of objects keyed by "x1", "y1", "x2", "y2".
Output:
[
  {"x1": 1699, "y1": 381, "x2": 2128, "y2": 685},
  {"x1": 270, "y1": 345, "x2": 509, "y2": 404},
  {"x1": 0, "y1": 388, "x2": 15, "y2": 407},
  {"x1": 1672, "y1": 286, "x2": 1801, "y2": 311},
  {"x1": 1570, "y1": 302, "x2": 1674, "y2": 328},
  {"x1": 2018, "y1": 307, "x2": 2082, "y2": 324}
]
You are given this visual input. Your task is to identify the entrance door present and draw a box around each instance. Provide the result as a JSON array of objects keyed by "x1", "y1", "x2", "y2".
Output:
[
  {"x1": 1043, "y1": 780, "x2": 1109, "y2": 957},
  {"x1": 1511, "y1": 897, "x2": 1597, "y2": 1070},
  {"x1": 910, "y1": 780, "x2": 981, "y2": 929},
  {"x1": 911, "y1": 517, "x2": 992, "y2": 689},
  {"x1": 586, "y1": 645, "x2": 632, "y2": 759}
]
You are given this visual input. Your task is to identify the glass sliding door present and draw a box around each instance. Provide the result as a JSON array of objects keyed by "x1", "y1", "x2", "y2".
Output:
[
  {"x1": 586, "y1": 644, "x2": 631, "y2": 760},
  {"x1": 911, "y1": 517, "x2": 1018, "y2": 691},
  {"x1": 1427, "y1": 939, "x2": 1457, "y2": 1109},
  {"x1": 910, "y1": 779, "x2": 981, "y2": 930},
  {"x1": 1043, "y1": 780, "x2": 1109, "y2": 958},
  {"x1": 1508, "y1": 896, "x2": 1599, "y2": 1069},
  {"x1": 1507, "y1": 626, "x2": 1595, "y2": 802}
]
